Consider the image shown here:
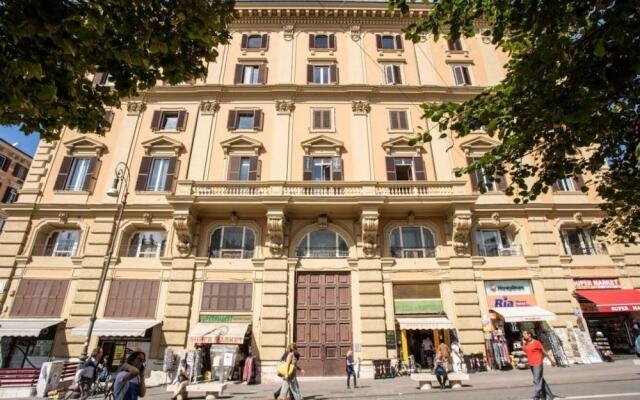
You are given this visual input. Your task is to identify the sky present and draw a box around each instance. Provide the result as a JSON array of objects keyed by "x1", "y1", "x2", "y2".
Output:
[{"x1": 0, "y1": 125, "x2": 40, "y2": 157}]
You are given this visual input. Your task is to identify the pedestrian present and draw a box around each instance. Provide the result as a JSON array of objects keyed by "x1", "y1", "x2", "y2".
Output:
[
  {"x1": 346, "y1": 350, "x2": 357, "y2": 389},
  {"x1": 451, "y1": 341, "x2": 464, "y2": 373},
  {"x1": 275, "y1": 343, "x2": 304, "y2": 400},
  {"x1": 522, "y1": 330, "x2": 557, "y2": 400},
  {"x1": 422, "y1": 336, "x2": 434, "y2": 368},
  {"x1": 80, "y1": 347, "x2": 103, "y2": 393},
  {"x1": 635, "y1": 333, "x2": 640, "y2": 358},
  {"x1": 434, "y1": 343, "x2": 450, "y2": 389},
  {"x1": 171, "y1": 359, "x2": 191, "y2": 400},
  {"x1": 113, "y1": 351, "x2": 147, "y2": 400}
]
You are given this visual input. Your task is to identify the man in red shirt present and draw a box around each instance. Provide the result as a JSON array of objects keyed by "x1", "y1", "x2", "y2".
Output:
[{"x1": 522, "y1": 330, "x2": 557, "y2": 400}]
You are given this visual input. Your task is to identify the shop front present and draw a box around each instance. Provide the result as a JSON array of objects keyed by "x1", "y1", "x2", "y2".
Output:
[
  {"x1": 393, "y1": 283, "x2": 456, "y2": 370},
  {"x1": 0, "y1": 318, "x2": 65, "y2": 368},
  {"x1": 574, "y1": 278, "x2": 640, "y2": 355},
  {"x1": 483, "y1": 280, "x2": 565, "y2": 369}
]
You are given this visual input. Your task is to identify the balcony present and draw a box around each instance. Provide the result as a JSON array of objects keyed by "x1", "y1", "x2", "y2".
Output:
[{"x1": 476, "y1": 245, "x2": 523, "y2": 257}]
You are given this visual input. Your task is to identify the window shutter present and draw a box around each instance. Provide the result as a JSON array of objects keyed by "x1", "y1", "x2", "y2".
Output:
[
  {"x1": 309, "y1": 34, "x2": 315, "y2": 49},
  {"x1": 164, "y1": 157, "x2": 178, "y2": 192},
  {"x1": 329, "y1": 34, "x2": 336, "y2": 50},
  {"x1": 462, "y1": 67, "x2": 471, "y2": 85},
  {"x1": 1, "y1": 157, "x2": 11, "y2": 171},
  {"x1": 54, "y1": 156, "x2": 74, "y2": 190},
  {"x1": 248, "y1": 156, "x2": 259, "y2": 181},
  {"x1": 303, "y1": 156, "x2": 313, "y2": 180},
  {"x1": 467, "y1": 157, "x2": 478, "y2": 191},
  {"x1": 395, "y1": 35, "x2": 404, "y2": 50},
  {"x1": 573, "y1": 175, "x2": 585, "y2": 191},
  {"x1": 413, "y1": 157, "x2": 426, "y2": 180},
  {"x1": 253, "y1": 110, "x2": 263, "y2": 130},
  {"x1": 150, "y1": 110, "x2": 162, "y2": 130},
  {"x1": 258, "y1": 65, "x2": 268, "y2": 84},
  {"x1": 227, "y1": 156, "x2": 241, "y2": 180},
  {"x1": 82, "y1": 157, "x2": 100, "y2": 192},
  {"x1": 307, "y1": 65, "x2": 314, "y2": 83},
  {"x1": 385, "y1": 157, "x2": 397, "y2": 181},
  {"x1": 376, "y1": 34, "x2": 383, "y2": 50},
  {"x1": 135, "y1": 157, "x2": 152, "y2": 191},
  {"x1": 261, "y1": 34, "x2": 269, "y2": 49},
  {"x1": 177, "y1": 110, "x2": 188, "y2": 131},
  {"x1": 92, "y1": 72, "x2": 105, "y2": 85},
  {"x1": 389, "y1": 111, "x2": 399, "y2": 130},
  {"x1": 227, "y1": 110, "x2": 238, "y2": 130},
  {"x1": 496, "y1": 174, "x2": 508, "y2": 191},
  {"x1": 330, "y1": 65, "x2": 338, "y2": 84},
  {"x1": 331, "y1": 157, "x2": 343, "y2": 181},
  {"x1": 241, "y1": 34, "x2": 248, "y2": 49},
  {"x1": 104, "y1": 111, "x2": 114, "y2": 130},
  {"x1": 234, "y1": 64, "x2": 243, "y2": 84},
  {"x1": 392, "y1": 65, "x2": 402, "y2": 84}
]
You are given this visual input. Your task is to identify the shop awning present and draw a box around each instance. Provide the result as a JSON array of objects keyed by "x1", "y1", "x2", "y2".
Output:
[
  {"x1": 575, "y1": 289, "x2": 640, "y2": 313},
  {"x1": 71, "y1": 319, "x2": 161, "y2": 337},
  {"x1": 490, "y1": 307, "x2": 556, "y2": 322},
  {"x1": 397, "y1": 317, "x2": 454, "y2": 330},
  {"x1": 188, "y1": 322, "x2": 250, "y2": 345},
  {"x1": 0, "y1": 318, "x2": 64, "y2": 337}
]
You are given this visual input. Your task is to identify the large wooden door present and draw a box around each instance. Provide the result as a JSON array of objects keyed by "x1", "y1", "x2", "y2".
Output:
[{"x1": 295, "y1": 272, "x2": 352, "y2": 376}]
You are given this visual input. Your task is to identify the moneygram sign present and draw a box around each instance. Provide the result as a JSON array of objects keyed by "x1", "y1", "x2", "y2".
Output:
[{"x1": 485, "y1": 280, "x2": 536, "y2": 307}]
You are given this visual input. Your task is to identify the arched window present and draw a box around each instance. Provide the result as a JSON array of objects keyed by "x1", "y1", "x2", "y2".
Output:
[
  {"x1": 127, "y1": 231, "x2": 167, "y2": 258},
  {"x1": 44, "y1": 230, "x2": 80, "y2": 257},
  {"x1": 296, "y1": 229, "x2": 348, "y2": 258},
  {"x1": 390, "y1": 226, "x2": 435, "y2": 258},
  {"x1": 209, "y1": 226, "x2": 255, "y2": 259}
]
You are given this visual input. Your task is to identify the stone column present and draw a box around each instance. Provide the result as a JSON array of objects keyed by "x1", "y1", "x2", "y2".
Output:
[
  {"x1": 271, "y1": 101, "x2": 295, "y2": 180},
  {"x1": 187, "y1": 101, "x2": 220, "y2": 181},
  {"x1": 350, "y1": 101, "x2": 373, "y2": 180}
]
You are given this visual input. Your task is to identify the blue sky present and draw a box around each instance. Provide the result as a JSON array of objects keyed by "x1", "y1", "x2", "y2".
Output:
[{"x1": 0, "y1": 125, "x2": 40, "y2": 157}]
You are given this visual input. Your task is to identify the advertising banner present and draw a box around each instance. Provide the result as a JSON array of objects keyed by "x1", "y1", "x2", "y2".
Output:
[
  {"x1": 485, "y1": 280, "x2": 536, "y2": 307},
  {"x1": 574, "y1": 278, "x2": 620, "y2": 290}
]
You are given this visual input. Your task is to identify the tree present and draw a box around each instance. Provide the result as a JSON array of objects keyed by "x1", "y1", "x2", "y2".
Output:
[
  {"x1": 0, "y1": 0, "x2": 235, "y2": 141},
  {"x1": 390, "y1": 0, "x2": 640, "y2": 243}
]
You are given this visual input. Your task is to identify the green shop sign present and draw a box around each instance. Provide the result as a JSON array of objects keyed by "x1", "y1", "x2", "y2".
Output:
[
  {"x1": 199, "y1": 314, "x2": 252, "y2": 323},
  {"x1": 394, "y1": 299, "x2": 443, "y2": 314}
]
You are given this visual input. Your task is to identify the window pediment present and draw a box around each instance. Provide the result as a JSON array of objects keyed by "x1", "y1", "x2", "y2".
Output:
[
  {"x1": 301, "y1": 135, "x2": 344, "y2": 156},
  {"x1": 64, "y1": 137, "x2": 106, "y2": 157},
  {"x1": 382, "y1": 136, "x2": 423, "y2": 155},
  {"x1": 141, "y1": 135, "x2": 185, "y2": 156},
  {"x1": 220, "y1": 135, "x2": 264, "y2": 156},
  {"x1": 460, "y1": 135, "x2": 501, "y2": 156}
]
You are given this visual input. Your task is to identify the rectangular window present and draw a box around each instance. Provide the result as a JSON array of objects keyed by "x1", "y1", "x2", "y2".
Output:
[
  {"x1": 242, "y1": 65, "x2": 260, "y2": 84},
  {"x1": 314, "y1": 35, "x2": 329, "y2": 49},
  {"x1": 312, "y1": 109, "x2": 332, "y2": 130},
  {"x1": 147, "y1": 158, "x2": 170, "y2": 192},
  {"x1": 389, "y1": 110, "x2": 409, "y2": 131},
  {"x1": 160, "y1": 111, "x2": 179, "y2": 130},
  {"x1": 10, "y1": 279, "x2": 69, "y2": 317},
  {"x1": 476, "y1": 229, "x2": 511, "y2": 257},
  {"x1": 562, "y1": 229, "x2": 597, "y2": 255},
  {"x1": 201, "y1": 282, "x2": 253, "y2": 312},
  {"x1": 0, "y1": 155, "x2": 7, "y2": 171},
  {"x1": 555, "y1": 177, "x2": 575, "y2": 191},
  {"x1": 475, "y1": 165, "x2": 496, "y2": 192},
  {"x1": 237, "y1": 112, "x2": 256, "y2": 130},
  {"x1": 381, "y1": 35, "x2": 396, "y2": 49},
  {"x1": 150, "y1": 110, "x2": 187, "y2": 131},
  {"x1": 64, "y1": 158, "x2": 91, "y2": 191},
  {"x1": 453, "y1": 65, "x2": 472, "y2": 85},
  {"x1": 12, "y1": 164, "x2": 27, "y2": 180},
  {"x1": 312, "y1": 157, "x2": 332, "y2": 181},
  {"x1": 1, "y1": 187, "x2": 18, "y2": 204},
  {"x1": 447, "y1": 39, "x2": 463, "y2": 51},
  {"x1": 393, "y1": 158, "x2": 413, "y2": 181},
  {"x1": 384, "y1": 64, "x2": 402, "y2": 85},
  {"x1": 238, "y1": 157, "x2": 251, "y2": 181},
  {"x1": 313, "y1": 66, "x2": 330, "y2": 84},
  {"x1": 246, "y1": 35, "x2": 263, "y2": 49}
]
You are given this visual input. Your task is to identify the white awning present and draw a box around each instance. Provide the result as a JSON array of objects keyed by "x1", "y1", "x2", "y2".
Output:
[
  {"x1": 71, "y1": 319, "x2": 161, "y2": 337},
  {"x1": 491, "y1": 306, "x2": 557, "y2": 322},
  {"x1": 0, "y1": 318, "x2": 64, "y2": 337},
  {"x1": 188, "y1": 322, "x2": 250, "y2": 345},
  {"x1": 397, "y1": 317, "x2": 454, "y2": 330}
]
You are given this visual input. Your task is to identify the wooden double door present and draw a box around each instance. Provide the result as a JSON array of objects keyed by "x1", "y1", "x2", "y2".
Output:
[{"x1": 294, "y1": 272, "x2": 353, "y2": 376}]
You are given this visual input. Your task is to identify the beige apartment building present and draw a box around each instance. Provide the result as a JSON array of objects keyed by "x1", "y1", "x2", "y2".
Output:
[{"x1": 1, "y1": 0, "x2": 639, "y2": 379}]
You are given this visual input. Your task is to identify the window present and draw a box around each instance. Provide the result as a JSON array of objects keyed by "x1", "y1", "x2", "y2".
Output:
[
  {"x1": 376, "y1": 34, "x2": 403, "y2": 50},
  {"x1": 227, "y1": 110, "x2": 263, "y2": 131},
  {"x1": 135, "y1": 156, "x2": 177, "y2": 192},
  {"x1": 239, "y1": 158, "x2": 251, "y2": 180},
  {"x1": 384, "y1": 64, "x2": 403, "y2": 85},
  {"x1": 385, "y1": 156, "x2": 426, "y2": 181},
  {"x1": 247, "y1": 35, "x2": 263, "y2": 48},
  {"x1": 127, "y1": 231, "x2": 167, "y2": 258},
  {"x1": 209, "y1": 226, "x2": 256, "y2": 259},
  {"x1": 104, "y1": 279, "x2": 159, "y2": 318},
  {"x1": 312, "y1": 109, "x2": 332, "y2": 130},
  {"x1": 243, "y1": 65, "x2": 260, "y2": 84},
  {"x1": 314, "y1": 66, "x2": 330, "y2": 84},
  {"x1": 160, "y1": 112, "x2": 179, "y2": 131},
  {"x1": 307, "y1": 64, "x2": 337, "y2": 84},
  {"x1": 452, "y1": 65, "x2": 472, "y2": 85},
  {"x1": 92, "y1": 73, "x2": 114, "y2": 86},
  {"x1": 147, "y1": 158, "x2": 171, "y2": 191},
  {"x1": 227, "y1": 156, "x2": 259, "y2": 181},
  {"x1": 150, "y1": 110, "x2": 187, "y2": 131},
  {"x1": 64, "y1": 158, "x2": 91, "y2": 191},
  {"x1": 561, "y1": 229, "x2": 598, "y2": 256},
  {"x1": 296, "y1": 229, "x2": 349, "y2": 258},
  {"x1": 44, "y1": 230, "x2": 80, "y2": 257},
  {"x1": 389, "y1": 110, "x2": 409, "y2": 130},
  {"x1": 447, "y1": 39, "x2": 463, "y2": 51},
  {"x1": 555, "y1": 177, "x2": 575, "y2": 192},
  {"x1": 0, "y1": 219, "x2": 5, "y2": 233},
  {"x1": 467, "y1": 157, "x2": 506, "y2": 192},
  {"x1": 394, "y1": 158, "x2": 413, "y2": 181},
  {"x1": 12, "y1": 164, "x2": 27, "y2": 180},
  {"x1": 1, "y1": 187, "x2": 18, "y2": 204},
  {"x1": 0, "y1": 154, "x2": 8, "y2": 171},
  {"x1": 475, "y1": 229, "x2": 515, "y2": 257},
  {"x1": 202, "y1": 282, "x2": 252, "y2": 312},
  {"x1": 390, "y1": 227, "x2": 436, "y2": 258},
  {"x1": 314, "y1": 35, "x2": 328, "y2": 49},
  {"x1": 475, "y1": 165, "x2": 496, "y2": 192},
  {"x1": 303, "y1": 156, "x2": 343, "y2": 181},
  {"x1": 10, "y1": 279, "x2": 69, "y2": 317}
]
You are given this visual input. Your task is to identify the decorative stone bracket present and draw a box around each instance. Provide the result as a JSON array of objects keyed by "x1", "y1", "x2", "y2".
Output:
[
  {"x1": 275, "y1": 100, "x2": 295, "y2": 114},
  {"x1": 266, "y1": 210, "x2": 286, "y2": 257},
  {"x1": 173, "y1": 213, "x2": 196, "y2": 256},
  {"x1": 361, "y1": 211, "x2": 379, "y2": 257},
  {"x1": 200, "y1": 100, "x2": 220, "y2": 115},
  {"x1": 351, "y1": 100, "x2": 371, "y2": 115},
  {"x1": 126, "y1": 101, "x2": 147, "y2": 115},
  {"x1": 451, "y1": 213, "x2": 472, "y2": 255}
]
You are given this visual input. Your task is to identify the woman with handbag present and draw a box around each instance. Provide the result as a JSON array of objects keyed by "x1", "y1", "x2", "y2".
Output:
[
  {"x1": 434, "y1": 346, "x2": 450, "y2": 390},
  {"x1": 275, "y1": 343, "x2": 304, "y2": 400}
]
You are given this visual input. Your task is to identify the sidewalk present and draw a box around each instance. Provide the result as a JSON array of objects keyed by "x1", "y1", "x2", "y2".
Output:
[{"x1": 140, "y1": 359, "x2": 640, "y2": 399}]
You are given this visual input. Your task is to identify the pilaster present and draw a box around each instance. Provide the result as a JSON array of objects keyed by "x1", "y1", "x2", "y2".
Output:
[
  {"x1": 187, "y1": 101, "x2": 220, "y2": 180},
  {"x1": 350, "y1": 101, "x2": 373, "y2": 180},
  {"x1": 348, "y1": 27, "x2": 366, "y2": 84},
  {"x1": 163, "y1": 257, "x2": 197, "y2": 348},
  {"x1": 18, "y1": 139, "x2": 57, "y2": 203},
  {"x1": 357, "y1": 258, "x2": 386, "y2": 361},
  {"x1": 271, "y1": 100, "x2": 295, "y2": 180},
  {"x1": 449, "y1": 256, "x2": 484, "y2": 353}
]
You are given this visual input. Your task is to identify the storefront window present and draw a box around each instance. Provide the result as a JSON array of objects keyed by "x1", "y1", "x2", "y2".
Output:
[{"x1": 389, "y1": 226, "x2": 436, "y2": 258}]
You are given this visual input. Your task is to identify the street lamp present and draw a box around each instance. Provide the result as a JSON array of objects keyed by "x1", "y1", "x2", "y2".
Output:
[{"x1": 80, "y1": 162, "x2": 130, "y2": 359}]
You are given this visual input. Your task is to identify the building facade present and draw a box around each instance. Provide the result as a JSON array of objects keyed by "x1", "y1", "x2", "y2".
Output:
[
  {"x1": 0, "y1": 138, "x2": 32, "y2": 232},
  {"x1": 0, "y1": 1, "x2": 639, "y2": 378}
]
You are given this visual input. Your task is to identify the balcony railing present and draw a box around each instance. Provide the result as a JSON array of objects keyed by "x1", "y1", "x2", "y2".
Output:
[
  {"x1": 477, "y1": 245, "x2": 523, "y2": 257},
  {"x1": 296, "y1": 247, "x2": 349, "y2": 258},
  {"x1": 390, "y1": 247, "x2": 437, "y2": 258}
]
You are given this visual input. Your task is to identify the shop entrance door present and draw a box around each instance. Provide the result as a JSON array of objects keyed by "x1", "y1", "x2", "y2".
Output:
[{"x1": 295, "y1": 272, "x2": 352, "y2": 376}]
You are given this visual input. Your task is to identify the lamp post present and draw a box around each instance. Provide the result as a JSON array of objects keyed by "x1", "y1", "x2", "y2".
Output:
[{"x1": 80, "y1": 162, "x2": 130, "y2": 359}]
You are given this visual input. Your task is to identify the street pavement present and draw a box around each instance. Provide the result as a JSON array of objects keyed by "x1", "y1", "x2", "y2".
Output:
[{"x1": 127, "y1": 359, "x2": 640, "y2": 399}]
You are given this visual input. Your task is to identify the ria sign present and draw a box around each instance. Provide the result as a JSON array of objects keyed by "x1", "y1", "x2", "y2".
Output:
[{"x1": 485, "y1": 280, "x2": 536, "y2": 307}]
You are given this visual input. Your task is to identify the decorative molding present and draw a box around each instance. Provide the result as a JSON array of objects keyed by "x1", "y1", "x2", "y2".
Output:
[
  {"x1": 381, "y1": 135, "x2": 424, "y2": 155},
  {"x1": 349, "y1": 25, "x2": 361, "y2": 41},
  {"x1": 230, "y1": 211, "x2": 239, "y2": 225},
  {"x1": 58, "y1": 212, "x2": 68, "y2": 224},
  {"x1": 573, "y1": 212, "x2": 584, "y2": 224},
  {"x1": 407, "y1": 211, "x2": 415, "y2": 224},
  {"x1": 63, "y1": 137, "x2": 106, "y2": 158},
  {"x1": 267, "y1": 210, "x2": 286, "y2": 257},
  {"x1": 126, "y1": 101, "x2": 147, "y2": 115},
  {"x1": 491, "y1": 212, "x2": 500, "y2": 224},
  {"x1": 301, "y1": 135, "x2": 344, "y2": 156},
  {"x1": 351, "y1": 100, "x2": 371, "y2": 115},
  {"x1": 199, "y1": 100, "x2": 220, "y2": 115},
  {"x1": 141, "y1": 135, "x2": 185, "y2": 156},
  {"x1": 361, "y1": 211, "x2": 379, "y2": 257},
  {"x1": 275, "y1": 100, "x2": 295, "y2": 114},
  {"x1": 318, "y1": 214, "x2": 328, "y2": 228},
  {"x1": 220, "y1": 135, "x2": 264, "y2": 156},
  {"x1": 143, "y1": 213, "x2": 153, "y2": 225},
  {"x1": 173, "y1": 213, "x2": 195, "y2": 256},
  {"x1": 283, "y1": 24, "x2": 295, "y2": 41},
  {"x1": 451, "y1": 213, "x2": 472, "y2": 255}
]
